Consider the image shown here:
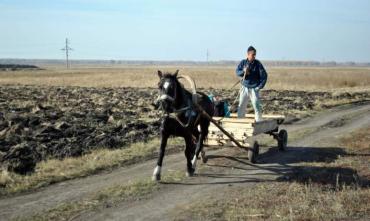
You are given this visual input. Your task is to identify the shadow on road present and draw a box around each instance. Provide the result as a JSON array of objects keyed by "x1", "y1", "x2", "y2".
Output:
[{"x1": 162, "y1": 145, "x2": 370, "y2": 188}]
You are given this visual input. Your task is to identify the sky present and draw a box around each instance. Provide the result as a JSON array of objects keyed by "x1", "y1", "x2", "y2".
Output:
[{"x1": 1, "y1": 0, "x2": 370, "y2": 62}]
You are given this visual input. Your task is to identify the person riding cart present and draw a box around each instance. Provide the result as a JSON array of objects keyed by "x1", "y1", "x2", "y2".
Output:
[{"x1": 235, "y1": 46, "x2": 268, "y2": 122}]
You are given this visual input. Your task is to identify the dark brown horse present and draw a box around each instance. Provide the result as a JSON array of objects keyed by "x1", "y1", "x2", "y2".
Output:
[{"x1": 152, "y1": 70, "x2": 214, "y2": 181}]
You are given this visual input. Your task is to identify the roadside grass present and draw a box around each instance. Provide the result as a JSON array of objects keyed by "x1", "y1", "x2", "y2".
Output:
[
  {"x1": 0, "y1": 138, "x2": 183, "y2": 196},
  {"x1": 174, "y1": 126, "x2": 370, "y2": 221},
  {"x1": 174, "y1": 182, "x2": 370, "y2": 221},
  {"x1": 14, "y1": 170, "x2": 185, "y2": 221},
  {"x1": 340, "y1": 127, "x2": 370, "y2": 185}
]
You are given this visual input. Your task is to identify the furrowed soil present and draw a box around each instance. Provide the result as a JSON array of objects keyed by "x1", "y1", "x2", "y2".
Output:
[{"x1": 0, "y1": 85, "x2": 368, "y2": 174}]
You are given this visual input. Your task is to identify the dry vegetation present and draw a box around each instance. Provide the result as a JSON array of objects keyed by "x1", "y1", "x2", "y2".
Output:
[
  {"x1": 174, "y1": 127, "x2": 370, "y2": 221},
  {"x1": 14, "y1": 170, "x2": 185, "y2": 221},
  {"x1": 175, "y1": 183, "x2": 369, "y2": 221},
  {"x1": 340, "y1": 127, "x2": 370, "y2": 184},
  {"x1": 1, "y1": 65, "x2": 370, "y2": 91},
  {"x1": 0, "y1": 138, "x2": 182, "y2": 196}
]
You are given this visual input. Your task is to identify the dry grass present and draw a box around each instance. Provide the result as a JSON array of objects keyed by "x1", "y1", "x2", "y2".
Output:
[
  {"x1": 0, "y1": 66, "x2": 369, "y2": 91},
  {"x1": 175, "y1": 183, "x2": 369, "y2": 221},
  {"x1": 174, "y1": 126, "x2": 370, "y2": 221},
  {"x1": 14, "y1": 170, "x2": 185, "y2": 221},
  {"x1": 340, "y1": 126, "x2": 370, "y2": 184},
  {"x1": 0, "y1": 138, "x2": 182, "y2": 196}
]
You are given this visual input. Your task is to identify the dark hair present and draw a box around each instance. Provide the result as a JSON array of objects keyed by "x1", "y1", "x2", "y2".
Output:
[{"x1": 247, "y1": 46, "x2": 256, "y2": 53}]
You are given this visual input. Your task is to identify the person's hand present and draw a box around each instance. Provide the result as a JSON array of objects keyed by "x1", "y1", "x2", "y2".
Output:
[
  {"x1": 243, "y1": 67, "x2": 247, "y2": 73},
  {"x1": 254, "y1": 87, "x2": 260, "y2": 92},
  {"x1": 243, "y1": 67, "x2": 250, "y2": 77}
]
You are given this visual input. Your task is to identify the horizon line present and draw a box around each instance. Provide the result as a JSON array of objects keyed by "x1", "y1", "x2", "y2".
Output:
[{"x1": 1, "y1": 58, "x2": 369, "y2": 64}]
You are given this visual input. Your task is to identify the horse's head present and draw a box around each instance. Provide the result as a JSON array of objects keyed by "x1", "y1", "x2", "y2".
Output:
[{"x1": 156, "y1": 70, "x2": 181, "y2": 113}]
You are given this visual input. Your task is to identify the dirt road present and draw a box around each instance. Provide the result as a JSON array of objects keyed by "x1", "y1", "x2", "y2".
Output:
[{"x1": 1, "y1": 102, "x2": 369, "y2": 221}]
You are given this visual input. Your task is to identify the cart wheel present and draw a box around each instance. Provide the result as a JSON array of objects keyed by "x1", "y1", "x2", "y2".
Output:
[
  {"x1": 278, "y1": 129, "x2": 288, "y2": 151},
  {"x1": 248, "y1": 141, "x2": 259, "y2": 163}
]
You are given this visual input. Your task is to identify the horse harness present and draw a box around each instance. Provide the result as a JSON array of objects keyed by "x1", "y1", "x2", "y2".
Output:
[{"x1": 156, "y1": 89, "x2": 200, "y2": 129}]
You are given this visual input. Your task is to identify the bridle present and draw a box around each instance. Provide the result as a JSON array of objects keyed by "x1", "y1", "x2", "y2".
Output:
[
  {"x1": 156, "y1": 77, "x2": 179, "y2": 112},
  {"x1": 156, "y1": 75, "x2": 199, "y2": 128}
]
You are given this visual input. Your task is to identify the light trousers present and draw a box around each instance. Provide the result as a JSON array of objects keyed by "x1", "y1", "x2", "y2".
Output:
[{"x1": 237, "y1": 86, "x2": 262, "y2": 121}]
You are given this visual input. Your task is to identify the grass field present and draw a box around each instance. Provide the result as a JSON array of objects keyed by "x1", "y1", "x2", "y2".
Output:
[
  {"x1": 174, "y1": 126, "x2": 370, "y2": 221},
  {"x1": 1, "y1": 65, "x2": 370, "y2": 91}
]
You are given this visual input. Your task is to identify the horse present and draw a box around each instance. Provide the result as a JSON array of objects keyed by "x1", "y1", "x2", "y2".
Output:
[{"x1": 152, "y1": 70, "x2": 214, "y2": 181}]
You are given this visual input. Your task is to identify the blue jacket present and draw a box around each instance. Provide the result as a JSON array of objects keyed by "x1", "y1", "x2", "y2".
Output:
[{"x1": 236, "y1": 59, "x2": 268, "y2": 89}]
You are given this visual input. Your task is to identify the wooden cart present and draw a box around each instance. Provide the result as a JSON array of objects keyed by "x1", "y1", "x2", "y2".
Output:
[{"x1": 204, "y1": 113, "x2": 288, "y2": 163}]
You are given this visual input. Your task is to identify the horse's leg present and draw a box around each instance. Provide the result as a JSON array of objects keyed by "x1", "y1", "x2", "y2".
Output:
[
  {"x1": 184, "y1": 134, "x2": 195, "y2": 177},
  {"x1": 192, "y1": 119, "x2": 210, "y2": 168},
  {"x1": 152, "y1": 132, "x2": 169, "y2": 181},
  {"x1": 192, "y1": 132, "x2": 203, "y2": 169}
]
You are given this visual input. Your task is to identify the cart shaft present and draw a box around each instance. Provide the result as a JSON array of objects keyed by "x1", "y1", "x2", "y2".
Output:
[{"x1": 195, "y1": 103, "x2": 252, "y2": 151}]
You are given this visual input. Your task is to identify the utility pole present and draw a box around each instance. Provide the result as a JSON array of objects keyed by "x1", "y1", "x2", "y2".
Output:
[
  {"x1": 61, "y1": 38, "x2": 73, "y2": 68},
  {"x1": 206, "y1": 48, "x2": 210, "y2": 64}
]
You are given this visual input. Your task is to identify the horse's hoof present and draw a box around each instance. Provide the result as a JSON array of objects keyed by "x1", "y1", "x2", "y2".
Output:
[
  {"x1": 201, "y1": 155, "x2": 208, "y2": 163},
  {"x1": 152, "y1": 174, "x2": 161, "y2": 181},
  {"x1": 186, "y1": 168, "x2": 195, "y2": 177},
  {"x1": 201, "y1": 151, "x2": 208, "y2": 163}
]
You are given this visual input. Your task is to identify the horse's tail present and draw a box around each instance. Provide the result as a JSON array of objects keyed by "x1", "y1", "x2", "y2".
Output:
[
  {"x1": 200, "y1": 94, "x2": 214, "y2": 143},
  {"x1": 202, "y1": 119, "x2": 210, "y2": 143}
]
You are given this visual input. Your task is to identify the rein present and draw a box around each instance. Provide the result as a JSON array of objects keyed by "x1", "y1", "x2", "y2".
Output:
[{"x1": 157, "y1": 75, "x2": 199, "y2": 129}]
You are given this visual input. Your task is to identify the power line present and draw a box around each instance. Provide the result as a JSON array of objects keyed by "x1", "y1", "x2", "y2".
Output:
[{"x1": 61, "y1": 38, "x2": 73, "y2": 68}]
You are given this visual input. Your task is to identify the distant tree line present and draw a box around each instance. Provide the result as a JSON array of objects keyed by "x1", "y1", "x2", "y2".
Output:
[
  {"x1": 0, "y1": 64, "x2": 41, "y2": 71},
  {"x1": 0, "y1": 59, "x2": 369, "y2": 67}
]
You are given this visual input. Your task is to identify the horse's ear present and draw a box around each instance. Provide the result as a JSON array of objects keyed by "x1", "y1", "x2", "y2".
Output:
[
  {"x1": 174, "y1": 70, "x2": 179, "y2": 77},
  {"x1": 157, "y1": 70, "x2": 163, "y2": 78}
]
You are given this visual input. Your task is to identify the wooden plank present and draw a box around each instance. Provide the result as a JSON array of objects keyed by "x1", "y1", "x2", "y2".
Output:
[
  {"x1": 209, "y1": 126, "x2": 254, "y2": 134},
  {"x1": 209, "y1": 129, "x2": 253, "y2": 138},
  {"x1": 194, "y1": 103, "x2": 252, "y2": 151},
  {"x1": 208, "y1": 130, "x2": 252, "y2": 141},
  {"x1": 229, "y1": 113, "x2": 285, "y2": 120},
  {"x1": 208, "y1": 135, "x2": 250, "y2": 142},
  {"x1": 212, "y1": 117, "x2": 255, "y2": 123},
  {"x1": 210, "y1": 118, "x2": 284, "y2": 136},
  {"x1": 209, "y1": 122, "x2": 253, "y2": 128},
  {"x1": 213, "y1": 129, "x2": 252, "y2": 136},
  {"x1": 209, "y1": 125, "x2": 253, "y2": 133},
  {"x1": 205, "y1": 139, "x2": 223, "y2": 147},
  {"x1": 208, "y1": 127, "x2": 252, "y2": 133},
  {"x1": 206, "y1": 137, "x2": 250, "y2": 147},
  {"x1": 209, "y1": 124, "x2": 254, "y2": 131},
  {"x1": 247, "y1": 114, "x2": 284, "y2": 119},
  {"x1": 197, "y1": 104, "x2": 284, "y2": 148}
]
